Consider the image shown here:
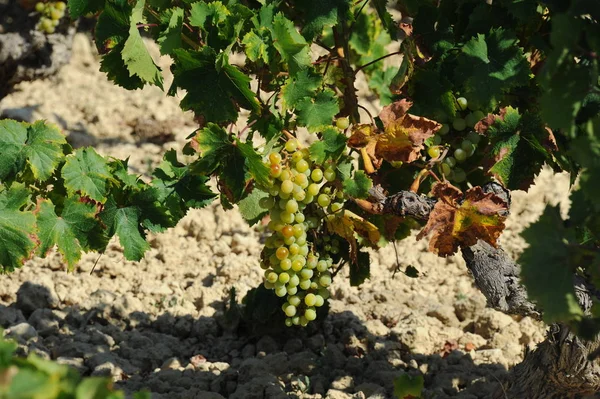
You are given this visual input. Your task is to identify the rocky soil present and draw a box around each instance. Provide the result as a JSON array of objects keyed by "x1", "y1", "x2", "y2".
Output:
[{"x1": 0, "y1": 34, "x2": 572, "y2": 399}]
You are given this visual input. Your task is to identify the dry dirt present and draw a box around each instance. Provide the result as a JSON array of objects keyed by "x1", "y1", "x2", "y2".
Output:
[{"x1": 0, "y1": 34, "x2": 573, "y2": 399}]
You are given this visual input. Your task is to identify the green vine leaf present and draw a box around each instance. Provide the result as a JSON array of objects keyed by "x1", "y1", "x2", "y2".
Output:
[
  {"x1": 25, "y1": 121, "x2": 68, "y2": 182},
  {"x1": 343, "y1": 170, "x2": 372, "y2": 199},
  {"x1": 62, "y1": 148, "x2": 112, "y2": 203},
  {"x1": 270, "y1": 13, "x2": 311, "y2": 75},
  {"x1": 100, "y1": 196, "x2": 151, "y2": 261},
  {"x1": 157, "y1": 7, "x2": 184, "y2": 55},
  {"x1": 296, "y1": 89, "x2": 340, "y2": 132},
  {"x1": 0, "y1": 119, "x2": 28, "y2": 181},
  {"x1": 0, "y1": 184, "x2": 36, "y2": 272},
  {"x1": 309, "y1": 127, "x2": 347, "y2": 164},
  {"x1": 280, "y1": 69, "x2": 322, "y2": 110}
]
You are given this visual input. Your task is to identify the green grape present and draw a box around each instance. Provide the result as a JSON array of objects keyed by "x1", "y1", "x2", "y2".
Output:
[
  {"x1": 280, "y1": 169, "x2": 291, "y2": 181},
  {"x1": 314, "y1": 295, "x2": 325, "y2": 307},
  {"x1": 307, "y1": 183, "x2": 320, "y2": 197},
  {"x1": 317, "y1": 260, "x2": 329, "y2": 272},
  {"x1": 444, "y1": 157, "x2": 457, "y2": 168},
  {"x1": 55, "y1": 1, "x2": 67, "y2": 10},
  {"x1": 276, "y1": 247, "x2": 289, "y2": 260},
  {"x1": 439, "y1": 124, "x2": 450, "y2": 135},
  {"x1": 264, "y1": 281, "x2": 275, "y2": 289},
  {"x1": 292, "y1": 151, "x2": 304, "y2": 163},
  {"x1": 319, "y1": 274, "x2": 332, "y2": 287},
  {"x1": 318, "y1": 288, "x2": 330, "y2": 299},
  {"x1": 295, "y1": 213, "x2": 305, "y2": 223},
  {"x1": 296, "y1": 159, "x2": 309, "y2": 173},
  {"x1": 51, "y1": 19, "x2": 59, "y2": 27},
  {"x1": 460, "y1": 140, "x2": 473, "y2": 152},
  {"x1": 269, "y1": 152, "x2": 282, "y2": 164},
  {"x1": 287, "y1": 286, "x2": 297, "y2": 295},
  {"x1": 299, "y1": 279, "x2": 311, "y2": 290},
  {"x1": 453, "y1": 118, "x2": 467, "y2": 131},
  {"x1": 280, "y1": 258, "x2": 292, "y2": 271},
  {"x1": 45, "y1": 25, "x2": 56, "y2": 34},
  {"x1": 466, "y1": 131, "x2": 481, "y2": 145},
  {"x1": 454, "y1": 148, "x2": 467, "y2": 162},
  {"x1": 466, "y1": 144, "x2": 476, "y2": 157},
  {"x1": 279, "y1": 272, "x2": 290, "y2": 284},
  {"x1": 40, "y1": 18, "x2": 53, "y2": 30},
  {"x1": 292, "y1": 224, "x2": 304, "y2": 237},
  {"x1": 275, "y1": 286, "x2": 287, "y2": 297},
  {"x1": 310, "y1": 282, "x2": 319, "y2": 290},
  {"x1": 295, "y1": 174, "x2": 309, "y2": 188},
  {"x1": 305, "y1": 308, "x2": 317, "y2": 321},
  {"x1": 281, "y1": 180, "x2": 294, "y2": 194},
  {"x1": 266, "y1": 272, "x2": 278, "y2": 283},
  {"x1": 432, "y1": 135, "x2": 442, "y2": 145},
  {"x1": 305, "y1": 293, "x2": 317, "y2": 306},
  {"x1": 35, "y1": 2, "x2": 45, "y2": 12},
  {"x1": 311, "y1": 169, "x2": 323, "y2": 182},
  {"x1": 284, "y1": 236, "x2": 295, "y2": 246},
  {"x1": 453, "y1": 167, "x2": 466, "y2": 183},
  {"x1": 285, "y1": 139, "x2": 299, "y2": 152},
  {"x1": 288, "y1": 243, "x2": 299, "y2": 255},
  {"x1": 292, "y1": 258, "x2": 305, "y2": 272},
  {"x1": 441, "y1": 163, "x2": 452, "y2": 176},
  {"x1": 50, "y1": 9, "x2": 63, "y2": 20},
  {"x1": 317, "y1": 194, "x2": 331, "y2": 208},
  {"x1": 307, "y1": 255, "x2": 318, "y2": 269},
  {"x1": 285, "y1": 199, "x2": 298, "y2": 214},
  {"x1": 427, "y1": 146, "x2": 441, "y2": 159},
  {"x1": 471, "y1": 110, "x2": 485, "y2": 123},
  {"x1": 336, "y1": 117, "x2": 350, "y2": 130},
  {"x1": 288, "y1": 274, "x2": 300, "y2": 287},
  {"x1": 324, "y1": 168, "x2": 336, "y2": 181},
  {"x1": 296, "y1": 235, "x2": 307, "y2": 246},
  {"x1": 269, "y1": 186, "x2": 280, "y2": 197},
  {"x1": 281, "y1": 212, "x2": 295, "y2": 225},
  {"x1": 289, "y1": 295, "x2": 301, "y2": 307},
  {"x1": 330, "y1": 202, "x2": 343, "y2": 213},
  {"x1": 456, "y1": 97, "x2": 468, "y2": 111},
  {"x1": 300, "y1": 316, "x2": 309, "y2": 327},
  {"x1": 300, "y1": 268, "x2": 313, "y2": 280},
  {"x1": 285, "y1": 318, "x2": 293, "y2": 327}
]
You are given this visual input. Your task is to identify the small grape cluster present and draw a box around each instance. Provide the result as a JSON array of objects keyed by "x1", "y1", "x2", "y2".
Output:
[
  {"x1": 427, "y1": 97, "x2": 484, "y2": 183},
  {"x1": 35, "y1": 1, "x2": 66, "y2": 34},
  {"x1": 259, "y1": 138, "x2": 343, "y2": 327}
]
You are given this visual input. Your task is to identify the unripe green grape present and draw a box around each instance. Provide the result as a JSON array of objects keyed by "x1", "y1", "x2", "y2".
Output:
[
  {"x1": 292, "y1": 224, "x2": 304, "y2": 237},
  {"x1": 330, "y1": 202, "x2": 343, "y2": 213},
  {"x1": 267, "y1": 272, "x2": 278, "y2": 283},
  {"x1": 295, "y1": 213, "x2": 305, "y2": 223},
  {"x1": 296, "y1": 235, "x2": 307, "y2": 246},
  {"x1": 40, "y1": 18, "x2": 53, "y2": 30},
  {"x1": 296, "y1": 159, "x2": 309, "y2": 173},
  {"x1": 306, "y1": 216, "x2": 319, "y2": 229},
  {"x1": 45, "y1": 25, "x2": 56, "y2": 33},
  {"x1": 307, "y1": 255, "x2": 318, "y2": 269},
  {"x1": 439, "y1": 124, "x2": 450, "y2": 135},
  {"x1": 287, "y1": 286, "x2": 298, "y2": 295},
  {"x1": 50, "y1": 9, "x2": 63, "y2": 20},
  {"x1": 319, "y1": 274, "x2": 332, "y2": 287},
  {"x1": 300, "y1": 316, "x2": 309, "y2": 327},
  {"x1": 441, "y1": 163, "x2": 452, "y2": 176},
  {"x1": 310, "y1": 282, "x2": 319, "y2": 290},
  {"x1": 292, "y1": 258, "x2": 305, "y2": 272},
  {"x1": 283, "y1": 236, "x2": 295, "y2": 246},
  {"x1": 466, "y1": 144, "x2": 476, "y2": 157},
  {"x1": 305, "y1": 308, "x2": 317, "y2": 321},
  {"x1": 324, "y1": 168, "x2": 336, "y2": 181},
  {"x1": 275, "y1": 286, "x2": 287, "y2": 297},
  {"x1": 432, "y1": 135, "x2": 442, "y2": 145},
  {"x1": 305, "y1": 293, "x2": 317, "y2": 306},
  {"x1": 336, "y1": 117, "x2": 350, "y2": 130},
  {"x1": 453, "y1": 118, "x2": 467, "y2": 131},
  {"x1": 292, "y1": 151, "x2": 304, "y2": 163},
  {"x1": 300, "y1": 268, "x2": 313, "y2": 280},
  {"x1": 299, "y1": 279, "x2": 311, "y2": 290},
  {"x1": 311, "y1": 169, "x2": 323, "y2": 182},
  {"x1": 314, "y1": 295, "x2": 325, "y2": 307},
  {"x1": 466, "y1": 131, "x2": 481, "y2": 145},
  {"x1": 35, "y1": 2, "x2": 45, "y2": 12},
  {"x1": 280, "y1": 258, "x2": 292, "y2": 271},
  {"x1": 288, "y1": 274, "x2": 300, "y2": 287},
  {"x1": 317, "y1": 194, "x2": 331, "y2": 208},
  {"x1": 318, "y1": 287, "x2": 330, "y2": 299},
  {"x1": 279, "y1": 272, "x2": 290, "y2": 284},
  {"x1": 289, "y1": 295, "x2": 301, "y2": 307},
  {"x1": 281, "y1": 180, "x2": 294, "y2": 194},
  {"x1": 471, "y1": 110, "x2": 485, "y2": 122},
  {"x1": 293, "y1": 189, "x2": 306, "y2": 202},
  {"x1": 295, "y1": 173, "x2": 308, "y2": 188},
  {"x1": 264, "y1": 281, "x2": 275, "y2": 289},
  {"x1": 336, "y1": 190, "x2": 344, "y2": 199},
  {"x1": 55, "y1": 1, "x2": 67, "y2": 11},
  {"x1": 453, "y1": 167, "x2": 466, "y2": 183},
  {"x1": 460, "y1": 140, "x2": 473, "y2": 152},
  {"x1": 427, "y1": 146, "x2": 441, "y2": 159},
  {"x1": 269, "y1": 186, "x2": 280, "y2": 197},
  {"x1": 285, "y1": 318, "x2": 293, "y2": 327},
  {"x1": 317, "y1": 260, "x2": 329, "y2": 272},
  {"x1": 454, "y1": 148, "x2": 467, "y2": 162},
  {"x1": 285, "y1": 199, "x2": 298, "y2": 214},
  {"x1": 280, "y1": 169, "x2": 291, "y2": 181},
  {"x1": 292, "y1": 316, "x2": 300, "y2": 325},
  {"x1": 456, "y1": 97, "x2": 468, "y2": 111},
  {"x1": 307, "y1": 183, "x2": 320, "y2": 197},
  {"x1": 285, "y1": 139, "x2": 299, "y2": 152},
  {"x1": 289, "y1": 243, "x2": 300, "y2": 255},
  {"x1": 444, "y1": 157, "x2": 457, "y2": 168},
  {"x1": 51, "y1": 19, "x2": 60, "y2": 27},
  {"x1": 281, "y1": 211, "x2": 295, "y2": 225}
]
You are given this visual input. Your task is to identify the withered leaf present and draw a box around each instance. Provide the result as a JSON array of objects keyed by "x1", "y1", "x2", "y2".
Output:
[
  {"x1": 348, "y1": 100, "x2": 441, "y2": 168},
  {"x1": 417, "y1": 182, "x2": 508, "y2": 257},
  {"x1": 326, "y1": 210, "x2": 381, "y2": 263}
]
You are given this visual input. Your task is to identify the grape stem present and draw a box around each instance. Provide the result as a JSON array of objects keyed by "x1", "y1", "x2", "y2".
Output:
[{"x1": 354, "y1": 51, "x2": 403, "y2": 73}]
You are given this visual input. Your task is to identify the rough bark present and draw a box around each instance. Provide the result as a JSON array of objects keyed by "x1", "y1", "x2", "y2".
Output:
[
  {"x1": 372, "y1": 184, "x2": 600, "y2": 398},
  {"x1": 0, "y1": 0, "x2": 76, "y2": 100}
]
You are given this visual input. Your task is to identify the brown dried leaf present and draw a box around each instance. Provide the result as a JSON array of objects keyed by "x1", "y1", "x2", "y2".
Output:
[
  {"x1": 326, "y1": 210, "x2": 381, "y2": 262},
  {"x1": 417, "y1": 183, "x2": 508, "y2": 257}
]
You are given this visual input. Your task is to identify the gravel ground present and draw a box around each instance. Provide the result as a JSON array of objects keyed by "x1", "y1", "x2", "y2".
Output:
[{"x1": 0, "y1": 34, "x2": 571, "y2": 399}]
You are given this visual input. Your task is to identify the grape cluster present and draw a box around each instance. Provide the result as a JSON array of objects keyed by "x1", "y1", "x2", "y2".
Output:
[
  {"x1": 35, "y1": 1, "x2": 66, "y2": 34},
  {"x1": 259, "y1": 138, "x2": 343, "y2": 327},
  {"x1": 426, "y1": 97, "x2": 485, "y2": 183}
]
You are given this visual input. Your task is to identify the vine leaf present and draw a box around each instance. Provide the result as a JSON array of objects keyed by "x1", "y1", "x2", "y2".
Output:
[
  {"x1": 455, "y1": 28, "x2": 529, "y2": 111},
  {"x1": 170, "y1": 48, "x2": 258, "y2": 124},
  {"x1": 308, "y1": 127, "x2": 347, "y2": 164},
  {"x1": 100, "y1": 196, "x2": 150, "y2": 261},
  {"x1": 26, "y1": 121, "x2": 68, "y2": 182},
  {"x1": 157, "y1": 7, "x2": 184, "y2": 55},
  {"x1": 520, "y1": 206, "x2": 584, "y2": 323},
  {"x1": 343, "y1": 170, "x2": 372, "y2": 199},
  {"x1": 348, "y1": 99, "x2": 441, "y2": 166},
  {"x1": 122, "y1": 0, "x2": 164, "y2": 88},
  {"x1": 280, "y1": 69, "x2": 322, "y2": 110},
  {"x1": 326, "y1": 210, "x2": 380, "y2": 265},
  {"x1": 294, "y1": 0, "x2": 351, "y2": 41},
  {"x1": 238, "y1": 188, "x2": 269, "y2": 226},
  {"x1": 270, "y1": 13, "x2": 311, "y2": 75},
  {"x1": 475, "y1": 107, "x2": 556, "y2": 190},
  {"x1": 296, "y1": 90, "x2": 340, "y2": 132},
  {"x1": 242, "y1": 30, "x2": 271, "y2": 64},
  {"x1": 417, "y1": 183, "x2": 508, "y2": 257},
  {"x1": 67, "y1": 0, "x2": 105, "y2": 19},
  {"x1": 62, "y1": 148, "x2": 112, "y2": 203},
  {"x1": 36, "y1": 198, "x2": 101, "y2": 271},
  {"x1": 0, "y1": 120, "x2": 28, "y2": 180},
  {"x1": 0, "y1": 184, "x2": 36, "y2": 272}
]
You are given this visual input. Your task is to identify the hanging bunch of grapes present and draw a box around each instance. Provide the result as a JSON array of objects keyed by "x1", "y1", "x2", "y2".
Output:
[{"x1": 34, "y1": 1, "x2": 66, "y2": 34}]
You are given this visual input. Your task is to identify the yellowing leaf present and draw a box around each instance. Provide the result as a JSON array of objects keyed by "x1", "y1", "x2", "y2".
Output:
[
  {"x1": 348, "y1": 100, "x2": 441, "y2": 168},
  {"x1": 417, "y1": 183, "x2": 508, "y2": 257},
  {"x1": 326, "y1": 210, "x2": 380, "y2": 263}
]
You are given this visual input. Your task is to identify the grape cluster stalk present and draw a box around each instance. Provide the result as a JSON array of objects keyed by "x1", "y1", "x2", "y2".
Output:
[
  {"x1": 35, "y1": 1, "x2": 66, "y2": 34},
  {"x1": 257, "y1": 137, "x2": 346, "y2": 327},
  {"x1": 426, "y1": 97, "x2": 485, "y2": 183}
]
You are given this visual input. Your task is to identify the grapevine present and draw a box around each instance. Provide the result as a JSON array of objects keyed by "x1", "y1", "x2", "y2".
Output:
[{"x1": 34, "y1": 1, "x2": 67, "y2": 34}]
